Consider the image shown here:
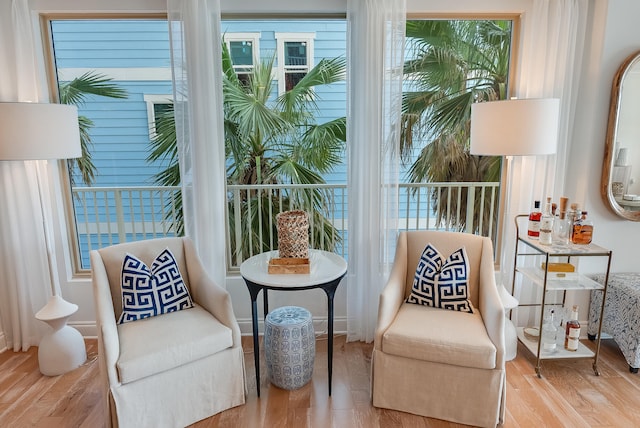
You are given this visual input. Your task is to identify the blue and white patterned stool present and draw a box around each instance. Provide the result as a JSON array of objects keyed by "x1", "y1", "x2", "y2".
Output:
[{"x1": 264, "y1": 306, "x2": 315, "y2": 389}]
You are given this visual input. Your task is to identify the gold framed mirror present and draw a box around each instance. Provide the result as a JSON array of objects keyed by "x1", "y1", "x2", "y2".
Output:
[{"x1": 602, "y1": 50, "x2": 640, "y2": 221}]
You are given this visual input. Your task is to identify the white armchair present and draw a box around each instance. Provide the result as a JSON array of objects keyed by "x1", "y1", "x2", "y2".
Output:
[
  {"x1": 90, "y1": 237, "x2": 245, "y2": 428},
  {"x1": 372, "y1": 231, "x2": 506, "y2": 427}
]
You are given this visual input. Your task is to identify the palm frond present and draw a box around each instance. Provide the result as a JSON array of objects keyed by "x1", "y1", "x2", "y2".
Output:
[
  {"x1": 277, "y1": 56, "x2": 346, "y2": 119},
  {"x1": 59, "y1": 71, "x2": 128, "y2": 106}
]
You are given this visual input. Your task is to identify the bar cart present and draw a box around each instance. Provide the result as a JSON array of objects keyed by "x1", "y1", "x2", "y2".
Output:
[{"x1": 511, "y1": 214, "x2": 612, "y2": 377}]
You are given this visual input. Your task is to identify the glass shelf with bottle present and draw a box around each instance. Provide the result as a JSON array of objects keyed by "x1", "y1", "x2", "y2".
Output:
[{"x1": 517, "y1": 307, "x2": 595, "y2": 363}]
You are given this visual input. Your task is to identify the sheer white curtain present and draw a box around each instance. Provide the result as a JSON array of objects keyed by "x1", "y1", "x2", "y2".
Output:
[
  {"x1": 501, "y1": 0, "x2": 588, "y2": 323},
  {"x1": 0, "y1": 0, "x2": 55, "y2": 351},
  {"x1": 167, "y1": 0, "x2": 227, "y2": 287},
  {"x1": 346, "y1": 0, "x2": 405, "y2": 343}
]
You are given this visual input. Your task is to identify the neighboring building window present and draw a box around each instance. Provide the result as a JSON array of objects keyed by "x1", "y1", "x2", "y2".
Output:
[
  {"x1": 144, "y1": 94, "x2": 173, "y2": 139},
  {"x1": 224, "y1": 33, "x2": 260, "y2": 86},
  {"x1": 275, "y1": 32, "x2": 315, "y2": 94}
]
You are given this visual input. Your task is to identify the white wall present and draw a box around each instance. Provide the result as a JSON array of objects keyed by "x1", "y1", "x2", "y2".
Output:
[
  {"x1": 569, "y1": 0, "x2": 639, "y2": 272},
  {"x1": 27, "y1": 0, "x2": 640, "y2": 338}
]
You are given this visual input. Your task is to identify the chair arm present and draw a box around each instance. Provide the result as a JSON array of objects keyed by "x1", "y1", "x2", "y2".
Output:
[
  {"x1": 374, "y1": 236, "x2": 407, "y2": 349},
  {"x1": 90, "y1": 250, "x2": 121, "y2": 387},
  {"x1": 184, "y1": 239, "x2": 242, "y2": 348},
  {"x1": 477, "y1": 240, "x2": 506, "y2": 368}
]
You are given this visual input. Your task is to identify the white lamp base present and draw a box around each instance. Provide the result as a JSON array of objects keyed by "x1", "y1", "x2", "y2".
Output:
[{"x1": 35, "y1": 295, "x2": 87, "y2": 376}]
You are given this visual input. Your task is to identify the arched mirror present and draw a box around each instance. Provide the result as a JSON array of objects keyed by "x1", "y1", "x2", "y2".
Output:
[{"x1": 602, "y1": 51, "x2": 640, "y2": 221}]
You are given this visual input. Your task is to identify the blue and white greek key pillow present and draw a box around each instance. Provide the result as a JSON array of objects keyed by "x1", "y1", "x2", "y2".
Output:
[
  {"x1": 406, "y1": 243, "x2": 474, "y2": 313},
  {"x1": 118, "y1": 248, "x2": 194, "y2": 324}
]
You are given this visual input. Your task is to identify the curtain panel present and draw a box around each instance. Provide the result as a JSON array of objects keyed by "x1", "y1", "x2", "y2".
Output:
[
  {"x1": 502, "y1": 0, "x2": 588, "y2": 327},
  {"x1": 0, "y1": 0, "x2": 57, "y2": 351},
  {"x1": 346, "y1": 0, "x2": 405, "y2": 342},
  {"x1": 167, "y1": 0, "x2": 227, "y2": 287}
]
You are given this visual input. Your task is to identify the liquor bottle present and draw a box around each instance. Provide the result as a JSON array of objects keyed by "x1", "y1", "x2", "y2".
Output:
[
  {"x1": 565, "y1": 305, "x2": 581, "y2": 351},
  {"x1": 553, "y1": 196, "x2": 571, "y2": 245},
  {"x1": 568, "y1": 202, "x2": 580, "y2": 243},
  {"x1": 527, "y1": 200, "x2": 542, "y2": 239},
  {"x1": 571, "y1": 211, "x2": 594, "y2": 245},
  {"x1": 541, "y1": 309, "x2": 558, "y2": 353},
  {"x1": 539, "y1": 198, "x2": 554, "y2": 245}
]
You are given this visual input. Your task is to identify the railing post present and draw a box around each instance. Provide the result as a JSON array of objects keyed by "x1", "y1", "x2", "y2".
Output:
[
  {"x1": 115, "y1": 189, "x2": 126, "y2": 243},
  {"x1": 465, "y1": 185, "x2": 475, "y2": 234},
  {"x1": 233, "y1": 188, "x2": 243, "y2": 267}
]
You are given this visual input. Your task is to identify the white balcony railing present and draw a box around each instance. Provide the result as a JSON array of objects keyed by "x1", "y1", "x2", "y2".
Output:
[{"x1": 71, "y1": 182, "x2": 499, "y2": 271}]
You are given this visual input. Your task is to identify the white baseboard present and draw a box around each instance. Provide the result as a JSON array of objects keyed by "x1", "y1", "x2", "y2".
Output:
[
  {"x1": 0, "y1": 332, "x2": 6, "y2": 353},
  {"x1": 70, "y1": 321, "x2": 98, "y2": 339},
  {"x1": 68, "y1": 317, "x2": 347, "y2": 339}
]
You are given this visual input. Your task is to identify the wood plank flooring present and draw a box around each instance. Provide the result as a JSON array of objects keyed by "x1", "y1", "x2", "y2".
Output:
[{"x1": 1, "y1": 335, "x2": 639, "y2": 427}]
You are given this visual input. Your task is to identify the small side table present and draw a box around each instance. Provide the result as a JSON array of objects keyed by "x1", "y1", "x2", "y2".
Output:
[{"x1": 240, "y1": 249, "x2": 347, "y2": 397}]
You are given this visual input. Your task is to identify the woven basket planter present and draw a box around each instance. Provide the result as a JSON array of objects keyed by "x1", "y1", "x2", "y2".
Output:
[{"x1": 276, "y1": 210, "x2": 309, "y2": 259}]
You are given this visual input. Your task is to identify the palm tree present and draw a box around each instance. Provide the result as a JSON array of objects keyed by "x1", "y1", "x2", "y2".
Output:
[
  {"x1": 150, "y1": 44, "x2": 347, "y2": 258},
  {"x1": 58, "y1": 71, "x2": 128, "y2": 186},
  {"x1": 401, "y1": 20, "x2": 512, "y2": 235}
]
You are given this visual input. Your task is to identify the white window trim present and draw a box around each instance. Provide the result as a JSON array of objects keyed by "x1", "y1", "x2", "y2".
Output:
[
  {"x1": 275, "y1": 32, "x2": 316, "y2": 95},
  {"x1": 223, "y1": 32, "x2": 261, "y2": 75},
  {"x1": 143, "y1": 94, "x2": 173, "y2": 139}
]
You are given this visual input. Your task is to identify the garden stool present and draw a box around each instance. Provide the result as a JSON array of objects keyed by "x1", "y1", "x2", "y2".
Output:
[{"x1": 264, "y1": 306, "x2": 315, "y2": 389}]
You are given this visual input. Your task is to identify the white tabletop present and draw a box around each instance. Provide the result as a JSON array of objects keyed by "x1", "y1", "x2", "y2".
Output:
[{"x1": 240, "y1": 249, "x2": 347, "y2": 288}]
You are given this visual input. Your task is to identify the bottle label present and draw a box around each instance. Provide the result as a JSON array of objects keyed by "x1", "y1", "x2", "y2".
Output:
[
  {"x1": 539, "y1": 232, "x2": 552, "y2": 245},
  {"x1": 528, "y1": 220, "x2": 540, "y2": 237},
  {"x1": 567, "y1": 327, "x2": 580, "y2": 351}
]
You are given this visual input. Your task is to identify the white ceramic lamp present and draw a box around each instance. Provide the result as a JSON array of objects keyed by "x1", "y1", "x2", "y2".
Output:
[{"x1": 0, "y1": 102, "x2": 86, "y2": 375}]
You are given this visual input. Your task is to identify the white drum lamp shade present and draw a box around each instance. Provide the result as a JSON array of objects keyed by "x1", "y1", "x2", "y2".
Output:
[
  {"x1": 0, "y1": 101, "x2": 86, "y2": 376},
  {"x1": 470, "y1": 98, "x2": 560, "y2": 156},
  {"x1": 0, "y1": 102, "x2": 81, "y2": 159}
]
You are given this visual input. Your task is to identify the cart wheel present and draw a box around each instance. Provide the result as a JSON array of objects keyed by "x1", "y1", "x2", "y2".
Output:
[{"x1": 593, "y1": 363, "x2": 600, "y2": 376}]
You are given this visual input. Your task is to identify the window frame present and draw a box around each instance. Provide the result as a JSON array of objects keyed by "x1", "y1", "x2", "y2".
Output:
[
  {"x1": 41, "y1": 13, "x2": 171, "y2": 276},
  {"x1": 223, "y1": 32, "x2": 261, "y2": 84},
  {"x1": 144, "y1": 94, "x2": 174, "y2": 140},
  {"x1": 274, "y1": 32, "x2": 316, "y2": 95},
  {"x1": 38, "y1": 10, "x2": 521, "y2": 276}
]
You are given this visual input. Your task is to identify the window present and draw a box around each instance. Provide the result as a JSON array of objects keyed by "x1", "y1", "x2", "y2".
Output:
[
  {"x1": 45, "y1": 18, "x2": 176, "y2": 271},
  {"x1": 275, "y1": 32, "x2": 315, "y2": 94},
  {"x1": 224, "y1": 33, "x2": 260, "y2": 86},
  {"x1": 45, "y1": 17, "x2": 346, "y2": 272},
  {"x1": 144, "y1": 94, "x2": 173, "y2": 139},
  {"x1": 400, "y1": 19, "x2": 516, "y2": 243}
]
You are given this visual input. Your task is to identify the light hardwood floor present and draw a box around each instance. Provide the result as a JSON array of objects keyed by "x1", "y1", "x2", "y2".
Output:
[{"x1": 1, "y1": 335, "x2": 639, "y2": 427}]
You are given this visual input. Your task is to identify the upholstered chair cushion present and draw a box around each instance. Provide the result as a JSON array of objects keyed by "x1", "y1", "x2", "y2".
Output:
[
  {"x1": 382, "y1": 303, "x2": 497, "y2": 369},
  {"x1": 116, "y1": 304, "x2": 233, "y2": 384}
]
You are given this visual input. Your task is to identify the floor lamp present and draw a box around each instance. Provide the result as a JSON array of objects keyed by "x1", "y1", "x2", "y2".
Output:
[
  {"x1": 0, "y1": 102, "x2": 87, "y2": 375},
  {"x1": 470, "y1": 98, "x2": 560, "y2": 361}
]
